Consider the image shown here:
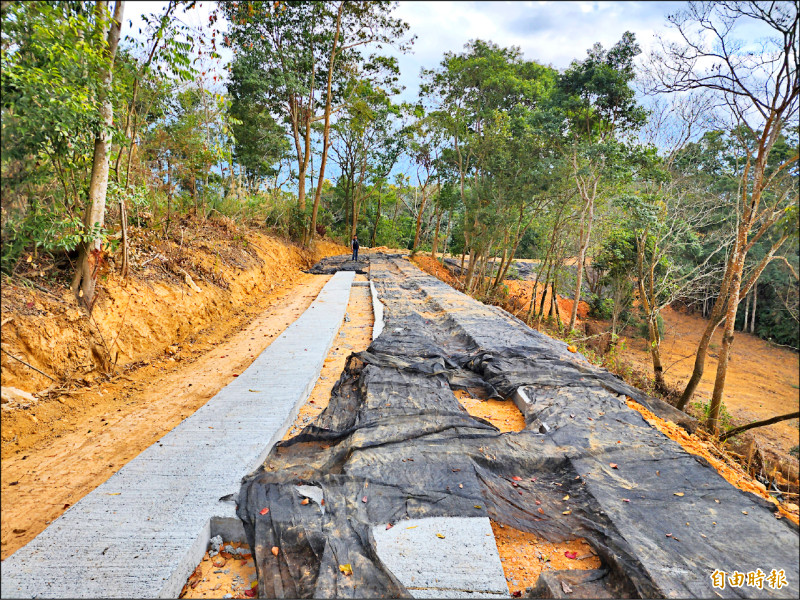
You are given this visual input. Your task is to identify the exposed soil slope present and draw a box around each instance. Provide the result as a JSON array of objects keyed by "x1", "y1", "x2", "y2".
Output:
[
  {"x1": 1, "y1": 222, "x2": 346, "y2": 559},
  {"x1": 618, "y1": 305, "x2": 799, "y2": 459}
]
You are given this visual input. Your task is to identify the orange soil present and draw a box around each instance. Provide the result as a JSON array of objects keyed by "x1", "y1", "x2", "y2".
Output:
[
  {"x1": 411, "y1": 255, "x2": 461, "y2": 288},
  {"x1": 1, "y1": 230, "x2": 347, "y2": 560},
  {"x1": 504, "y1": 279, "x2": 590, "y2": 322},
  {"x1": 618, "y1": 306, "x2": 800, "y2": 459},
  {"x1": 454, "y1": 389, "x2": 526, "y2": 433},
  {"x1": 180, "y1": 542, "x2": 257, "y2": 599},
  {"x1": 491, "y1": 521, "x2": 601, "y2": 596}
]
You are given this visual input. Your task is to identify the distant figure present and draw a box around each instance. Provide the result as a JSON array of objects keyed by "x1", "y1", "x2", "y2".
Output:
[{"x1": 351, "y1": 236, "x2": 360, "y2": 261}]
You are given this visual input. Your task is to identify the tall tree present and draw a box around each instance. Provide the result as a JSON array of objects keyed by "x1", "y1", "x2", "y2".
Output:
[
  {"x1": 557, "y1": 31, "x2": 647, "y2": 332},
  {"x1": 71, "y1": 0, "x2": 125, "y2": 309},
  {"x1": 222, "y1": 0, "x2": 410, "y2": 245},
  {"x1": 648, "y1": 1, "x2": 799, "y2": 430},
  {"x1": 421, "y1": 40, "x2": 559, "y2": 289}
]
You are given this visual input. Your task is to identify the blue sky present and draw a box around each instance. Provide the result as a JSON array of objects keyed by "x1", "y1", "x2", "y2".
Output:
[
  {"x1": 128, "y1": 1, "x2": 692, "y2": 100},
  {"x1": 125, "y1": 1, "x2": 777, "y2": 185}
]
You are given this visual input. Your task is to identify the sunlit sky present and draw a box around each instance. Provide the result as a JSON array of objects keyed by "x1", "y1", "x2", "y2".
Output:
[
  {"x1": 127, "y1": 1, "x2": 697, "y2": 98},
  {"x1": 124, "y1": 1, "x2": 777, "y2": 181}
]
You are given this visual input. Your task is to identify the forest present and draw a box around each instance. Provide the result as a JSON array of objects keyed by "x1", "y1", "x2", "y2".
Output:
[{"x1": 1, "y1": 0, "x2": 798, "y2": 434}]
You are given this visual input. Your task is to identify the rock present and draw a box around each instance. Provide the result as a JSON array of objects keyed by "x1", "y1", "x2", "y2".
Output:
[
  {"x1": 223, "y1": 594, "x2": 233, "y2": 599},
  {"x1": 223, "y1": 544, "x2": 237, "y2": 555},
  {"x1": 209, "y1": 535, "x2": 223, "y2": 553},
  {"x1": 1, "y1": 387, "x2": 37, "y2": 408}
]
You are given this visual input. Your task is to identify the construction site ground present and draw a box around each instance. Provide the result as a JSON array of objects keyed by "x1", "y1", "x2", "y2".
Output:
[{"x1": 2, "y1": 244, "x2": 798, "y2": 599}]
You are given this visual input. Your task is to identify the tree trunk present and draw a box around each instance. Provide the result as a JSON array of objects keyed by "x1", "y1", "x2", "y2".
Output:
[
  {"x1": 551, "y1": 280, "x2": 562, "y2": 328},
  {"x1": 464, "y1": 248, "x2": 479, "y2": 291},
  {"x1": 742, "y1": 288, "x2": 750, "y2": 332},
  {"x1": 527, "y1": 256, "x2": 546, "y2": 321},
  {"x1": 307, "y1": 2, "x2": 342, "y2": 247},
  {"x1": 297, "y1": 114, "x2": 312, "y2": 212},
  {"x1": 707, "y1": 248, "x2": 746, "y2": 432},
  {"x1": 71, "y1": 0, "x2": 124, "y2": 310},
  {"x1": 119, "y1": 197, "x2": 129, "y2": 278},
  {"x1": 749, "y1": 281, "x2": 757, "y2": 333},
  {"x1": 350, "y1": 153, "x2": 367, "y2": 239},
  {"x1": 431, "y1": 204, "x2": 443, "y2": 259},
  {"x1": 441, "y1": 202, "x2": 454, "y2": 265},
  {"x1": 648, "y1": 316, "x2": 666, "y2": 390},
  {"x1": 568, "y1": 196, "x2": 593, "y2": 332},
  {"x1": 344, "y1": 178, "x2": 351, "y2": 234},
  {"x1": 412, "y1": 190, "x2": 428, "y2": 252},
  {"x1": 719, "y1": 411, "x2": 800, "y2": 442},
  {"x1": 677, "y1": 232, "x2": 787, "y2": 410},
  {"x1": 491, "y1": 247, "x2": 508, "y2": 290},
  {"x1": 166, "y1": 156, "x2": 172, "y2": 234},
  {"x1": 370, "y1": 180, "x2": 382, "y2": 247}
]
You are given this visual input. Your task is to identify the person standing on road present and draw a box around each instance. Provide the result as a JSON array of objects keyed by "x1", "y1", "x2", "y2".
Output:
[{"x1": 351, "y1": 235, "x2": 360, "y2": 261}]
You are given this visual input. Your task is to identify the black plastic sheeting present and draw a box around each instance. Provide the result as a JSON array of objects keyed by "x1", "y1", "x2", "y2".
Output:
[
  {"x1": 237, "y1": 255, "x2": 798, "y2": 598},
  {"x1": 305, "y1": 255, "x2": 372, "y2": 275}
]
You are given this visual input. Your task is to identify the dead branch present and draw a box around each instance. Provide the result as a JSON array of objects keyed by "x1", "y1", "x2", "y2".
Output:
[
  {"x1": 0, "y1": 347, "x2": 57, "y2": 381},
  {"x1": 720, "y1": 411, "x2": 800, "y2": 442}
]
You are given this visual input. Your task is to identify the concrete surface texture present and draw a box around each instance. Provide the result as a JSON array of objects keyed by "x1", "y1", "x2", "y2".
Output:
[
  {"x1": 372, "y1": 516, "x2": 510, "y2": 599},
  {"x1": 0, "y1": 271, "x2": 355, "y2": 599}
]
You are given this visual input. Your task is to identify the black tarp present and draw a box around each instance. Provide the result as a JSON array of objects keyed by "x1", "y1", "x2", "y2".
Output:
[{"x1": 237, "y1": 255, "x2": 798, "y2": 598}]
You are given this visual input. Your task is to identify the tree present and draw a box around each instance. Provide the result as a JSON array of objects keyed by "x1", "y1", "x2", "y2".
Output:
[
  {"x1": 648, "y1": 1, "x2": 799, "y2": 431},
  {"x1": 616, "y1": 151, "x2": 731, "y2": 390},
  {"x1": 557, "y1": 31, "x2": 647, "y2": 333},
  {"x1": 71, "y1": 0, "x2": 125, "y2": 309},
  {"x1": 222, "y1": 1, "x2": 411, "y2": 245},
  {"x1": 222, "y1": 2, "x2": 335, "y2": 214},
  {"x1": 2, "y1": 2, "x2": 111, "y2": 271},
  {"x1": 421, "y1": 40, "x2": 559, "y2": 290},
  {"x1": 408, "y1": 113, "x2": 440, "y2": 253},
  {"x1": 228, "y1": 52, "x2": 289, "y2": 194}
]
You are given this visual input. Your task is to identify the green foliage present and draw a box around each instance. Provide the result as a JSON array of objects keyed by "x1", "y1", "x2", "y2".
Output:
[
  {"x1": 589, "y1": 295, "x2": 615, "y2": 320},
  {"x1": 636, "y1": 313, "x2": 664, "y2": 340},
  {"x1": 691, "y1": 398, "x2": 734, "y2": 431},
  {"x1": 557, "y1": 31, "x2": 647, "y2": 141},
  {"x1": 1, "y1": 207, "x2": 108, "y2": 274}
]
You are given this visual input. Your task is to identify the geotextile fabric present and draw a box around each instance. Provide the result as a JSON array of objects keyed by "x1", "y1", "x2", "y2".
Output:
[{"x1": 237, "y1": 255, "x2": 798, "y2": 599}]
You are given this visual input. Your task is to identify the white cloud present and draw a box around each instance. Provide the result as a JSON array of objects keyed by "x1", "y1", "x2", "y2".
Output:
[{"x1": 383, "y1": 1, "x2": 690, "y2": 101}]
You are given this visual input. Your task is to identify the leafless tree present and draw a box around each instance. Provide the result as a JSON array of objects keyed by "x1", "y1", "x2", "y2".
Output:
[{"x1": 646, "y1": 1, "x2": 799, "y2": 431}]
